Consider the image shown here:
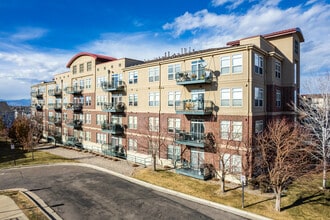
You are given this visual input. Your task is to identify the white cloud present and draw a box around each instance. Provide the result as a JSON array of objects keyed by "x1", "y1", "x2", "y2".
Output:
[
  {"x1": 163, "y1": 1, "x2": 330, "y2": 80},
  {"x1": 211, "y1": 0, "x2": 245, "y2": 9},
  {"x1": 10, "y1": 27, "x2": 48, "y2": 42}
]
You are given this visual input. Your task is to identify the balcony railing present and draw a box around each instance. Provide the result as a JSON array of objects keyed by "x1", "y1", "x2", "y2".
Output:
[
  {"x1": 101, "y1": 144, "x2": 126, "y2": 159},
  {"x1": 101, "y1": 122, "x2": 124, "y2": 135},
  {"x1": 101, "y1": 102, "x2": 125, "y2": 113},
  {"x1": 175, "y1": 100, "x2": 214, "y2": 115},
  {"x1": 174, "y1": 130, "x2": 206, "y2": 148},
  {"x1": 31, "y1": 91, "x2": 44, "y2": 99},
  {"x1": 175, "y1": 69, "x2": 213, "y2": 85},
  {"x1": 32, "y1": 104, "x2": 43, "y2": 111},
  {"x1": 65, "y1": 136, "x2": 81, "y2": 147},
  {"x1": 65, "y1": 119, "x2": 83, "y2": 130},
  {"x1": 65, "y1": 103, "x2": 83, "y2": 112},
  {"x1": 54, "y1": 119, "x2": 62, "y2": 126},
  {"x1": 64, "y1": 86, "x2": 83, "y2": 95},
  {"x1": 48, "y1": 103, "x2": 62, "y2": 111},
  {"x1": 48, "y1": 88, "x2": 62, "y2": 97},
  {"x1": 101, "y1": 81, "x2": 125, "y2": 92}
]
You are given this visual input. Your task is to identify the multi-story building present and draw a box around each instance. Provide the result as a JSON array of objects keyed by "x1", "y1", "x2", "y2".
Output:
[{"x1": 31, "y1": 28, "x2": 304, "y2": 180}]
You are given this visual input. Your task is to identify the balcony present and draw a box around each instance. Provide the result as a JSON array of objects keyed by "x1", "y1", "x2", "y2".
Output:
[
  {"x1": 101, "y1": 122, "x2": 124, "y2": 135},
  {"x1": 48, "y1": 131, "x2": 62, "y2": 143},
  {"x1": 174, "y1": 130, "x2": 206, "y2": 148},
  {"x1": 54, "y1": 119, "x2": 62, "y2": 126},
  {"x1": 65, "y1": 103, "x2": 83, "y2": 112},
  {"x1": 101, "y1": 144, "x2": 126, "y2": 159},
  {"x1": 31, "y1": 91, "x2": 44, "y2": 99},
  {"x1": 101, "y1": 81, "x2": 125, "y2": 92},
  {"x1": 101, "y1": 102, "x2": 125, "y2": 113},
  {"x1": 65, "y1": 136, "x2": 82, "y2": 148},
  {"x1": 66, "y1": 119, "x2": 83, "y2": 130},
  {"x1": 65, "y1": 86, "x2": 83, "y2": 95},
  {"x1": 32, "y1": 104, "x2": 43, "y2": 111},
  {"x1": 54, "y1": 103, "x2": 62, "y2": 111},
  {"x1": 175, "y1": 69, "x2": 213, "y2": 85},
  {"x1": 48, "y1": 88, "x2": 62, "y2": 97},
  {"x1": 175, "y1": 100, "x2": 214, "y2": 115}
]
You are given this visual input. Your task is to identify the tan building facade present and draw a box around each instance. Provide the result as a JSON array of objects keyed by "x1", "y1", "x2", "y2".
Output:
[{"x1": 31, "y1": 28, "x2": 304, "y2": 180}]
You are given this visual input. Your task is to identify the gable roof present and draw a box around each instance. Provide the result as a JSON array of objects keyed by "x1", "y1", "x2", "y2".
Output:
[
  {"x1": 66, "y1": 52, "x2": 117, "y2": 68},
  {"x1": 227, "y1": 27, "x2": 304, "y2": 46}
]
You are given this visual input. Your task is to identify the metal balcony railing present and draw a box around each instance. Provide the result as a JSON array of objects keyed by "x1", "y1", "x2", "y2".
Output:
[
  {"x1": 175, "y1": 69, "x2": 213, "y2": 85},
  {"x1": 101, "y1": 102, "x2": 125, "y2": 113},
  {"x1": 101, "y1": 144, "x2": 126, "y2": 159},
  {"x1": 64, "y1": 86, "x2": 83, "y2": 95},
  {"x1": 101, "y1": 81, "x2": 125, "y2": 92},
  {"x1": 175, "y1": 100, "x2": 214, "y2": 115},
  {"x1": 31, "y1": 91, "x2": 44, "y2": 99},
  {"x1": 101, "y1": 122, "x2": 124, "y2": 135},
  {"x1": 48, "y1": 88, "x2": 62, "y2": 97},
  {"x1": 65, "y1": 119, "x2": 83, "y2": 129},
  {"x1": 174, "y1": 130, "x2": 206, "y2": 148},
  {"x1": 65, "y1": 103, "x2": 83, "y2": 112},
  {"x1": 32, "y1": 104, "x2": 43, "y2": 111}
]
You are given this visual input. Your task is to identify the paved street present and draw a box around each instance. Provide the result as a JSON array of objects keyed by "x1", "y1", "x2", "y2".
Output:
[{"x1": 0, "y1": 164, "x2": 247, "y2": 220}]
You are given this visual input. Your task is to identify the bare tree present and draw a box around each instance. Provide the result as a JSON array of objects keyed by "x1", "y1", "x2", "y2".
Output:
[
  {"x1": 255, "y1": 119, "x2": 312, "y2": 212},
  {"x1": 294, "y1": 74, "x2": 330, "y2": 189}
]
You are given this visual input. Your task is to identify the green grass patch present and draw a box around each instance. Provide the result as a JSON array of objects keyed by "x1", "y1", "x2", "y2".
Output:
[{"x1": 133, "y1": 168, "x2": 330, "y2": 220}]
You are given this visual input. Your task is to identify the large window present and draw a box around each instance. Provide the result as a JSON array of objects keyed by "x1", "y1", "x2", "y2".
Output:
[
  {"x1": 168, "y1": 91, "x2": 180, "y2": 106},
  {"x1": 255, "y1": 120, "x2": 264, "y2": 133},
  {"x1": 149, "y1": 92, "x2": 159, "y2": 106},
  {"x1": 129, "y1": 94, "x2": 138, "y2": 106},
  {"x1": 85, "y1": 114, "x2": 91, "y2": 124},
  {"x1": 220, "y1": 88, "x2": 230, "y2": 106},
  {"x1": 85, "y1": 131, "x2": 91, "y2": 141},
  {"x1": 232, "y1": 88, "x2": 243, "y2": 106},
  {"x1": 254, "y1": 53, "x2": 263, "y2": 74},
  {"x1": 128, "y1": 139, "x2": 137, "y2": 152},
  {"x1": 276, "y1": 89, "x2": 281, "y2": 107},
  {"x1": 167, "y1": 145, "x2": 181, "y2": 160},
  {"x1": 128, "y1": 116, "x2": 137, "y2": 129},
  {"x1": 85, "y1": 78, "x2": 91, "y2": 89},
  {"x1": 96, "y1": 133, "x2": 106, "y2": 144},
  {"x1": 149, "y1": 67, "x2": 159, "y2": 82},
  {"x1": 220, "y1": 56, "x2": 230, "y2": 74},
  {"x1": 220, "y1": 121, "x2": 242, "y2": 141},
  {"x1": 232, "y1": 54, "x2": 242, "y2": 73},
  {"x1": 96, "y1": 114, "x2": 107, "y2": 125},
  {"x1": 79, "y1": 63, "x2": 84, "y2": 73},
  {"x1": 85, "y1": 96, "x2": 91, "y2": 106},
  {"x1": 149, "y1": 117, "x2": 159, "y2": 132},
  {"x1": 222, "y1": 154, "x2": 242, "y2": 173},
  {"x1": 254, "y1": 87, "x2": 264, "y2": 107},
  {"x1": 275, "y1": 61, "x2": 281, "y2": 78},
  {"x1": 73, "y1": 65, "x2": 77, "y2": 74},
  {"x1": 168, "y1": 64, "x2": 181, "y2": 80},
  {"x1": 129, "y1": 71, "x2": 138, "y2": 84},
  {"x1": 87, "y1": 62, "x2": 92, "y2": 71},
  {"x1": 168, "y1": 118, "x2": 180, "y2": 133}
]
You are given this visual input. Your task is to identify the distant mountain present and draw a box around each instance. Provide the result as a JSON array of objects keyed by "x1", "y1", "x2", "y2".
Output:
[{"x1": 0, "y1": 99, "x2": 31, "y2": 106}]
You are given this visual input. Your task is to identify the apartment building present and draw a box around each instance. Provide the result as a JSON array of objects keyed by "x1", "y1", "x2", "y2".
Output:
[{"x1": 31, "y1": 28, "x2": 304, "y2": 180}]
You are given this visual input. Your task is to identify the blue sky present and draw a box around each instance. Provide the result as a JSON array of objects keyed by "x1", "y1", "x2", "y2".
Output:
[{"x1": 0, "y1": 0, "x2": 329, "y2": 100}]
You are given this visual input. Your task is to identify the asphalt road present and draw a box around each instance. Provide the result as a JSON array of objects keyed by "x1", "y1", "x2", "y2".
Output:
[{"x1": 0, "y1": 165, "x2": 246, "y2": 220}]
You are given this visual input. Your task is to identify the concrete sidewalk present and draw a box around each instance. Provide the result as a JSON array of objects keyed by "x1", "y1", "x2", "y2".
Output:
[{"x1": 0, "y1": 195, "x2": 28, "y2": 220}]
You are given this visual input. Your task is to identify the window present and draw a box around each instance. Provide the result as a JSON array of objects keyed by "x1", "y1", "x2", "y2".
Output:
[
  {"x1": 254, "y1": 53, "x2": 263, "y2": 74},
  {"x1": 168, "y1": 64, "x2": 180, "y2": 80},
  {"x1": 149, "y1": 92, "x2": 159, "y2": 106},
  {"x1": 254, "y1": 87, "x2": 264, "y2": 107},
  {"x1": 85, "y1": 96, "x2": 92, "y2": 106},
  {"x1": 276, "y1": 89, "x2": 281, "y2": 107},
  {"x1": 85, "y1": 114, "x2": 91, "y2": 124},
  {"x1": 87, "y1": 62, "x2": 92, "y2": 71},
  {"x1": 149, "y1": 117, "x2": 159, "y2": 132},
  {"x1": 85, "y1": 78, "x2": 91, "y2": 89},
  {"x1": 255, "y1": 120, "x2": 263, "y2": 133},
  {"x1": 79, "y1": 64, "x2": 84, "y2": 73},
  {"x1": 129, "y1": 94, "x2": 138, "y2": 106},
  {"x1": 85, "y1": 131, "x2": 91, "y2": 141},
  {"x1": 168, "y1": 91, "x2": 180, "y2": 106},
  {"x1": 128, "y1": 139, "x2": 137, "y2": 152},
  {"x1": 232, "y1": 121, "x2": 242, "y2": 141},
  {"x1": 73, "y1": 65, "x2": 77, "y2": 74},
  {"x1": 96, "y1": 133, "x2": 106, "y2": 144},
  {"x1": 148, "y1": 67, "x2": 159, "y2": 82},
  {"x1": 232, "y1": 88, "x2": 243, "y2": 106},
  {"x1": 168, "y1": 118, "x2": 180, "y2": 132},
  {"x1": 232, "y1": 54, "x2": 242, "y2": 73},
  {"x1": 222, "y1": 154, "x2": 242, "y2": 173},
  {"x1": 96, "y1": 114, "x2": 107, "y2": 125},
  {"x1": 220, "y1": 56, "x2": 230, "y2": 74},
  {"x1": 96, "y1": 96, "x2": 106, "y2": 106},
  {"x1": 129, "y1": 71, "x2": 138, "y2": 84},
  {"x1": 128, "y1": 116, "x2": 137, "y2": 129},
  {"x1": 97, "y1": 76, "x2": 106, "y2": 88},
  {"x1": 79, "y1": 79, "x2": 84, "y2": 89},
  {"x1": 220, "y1": 88, "x2": 230, "y2": 106},
  {"x1": 220, "y1": 121, "x2": 230, "y2": 139},
  {"x1": 275, "y1": 61, "x2": 281, "y2": 78},
  {"x1": 294, "y1": 39, "x2": 299, "y2": 54},
  {"x1": 167, "y1": 145, "x2": 181, "y2": 160}
]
